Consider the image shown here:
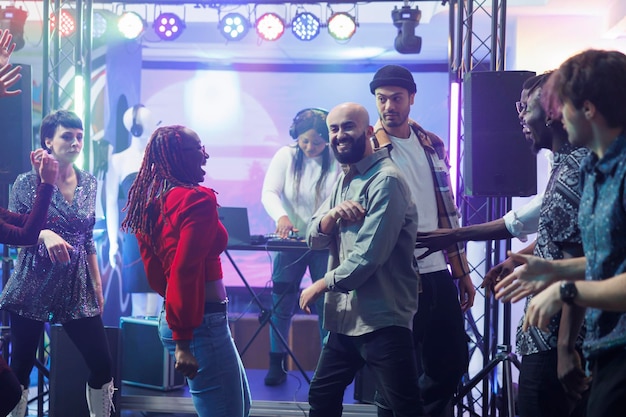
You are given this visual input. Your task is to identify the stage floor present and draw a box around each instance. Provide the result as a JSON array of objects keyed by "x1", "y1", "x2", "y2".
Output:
[{"x1": 119, "y1": 369, "x2": 376, "y2": 417}]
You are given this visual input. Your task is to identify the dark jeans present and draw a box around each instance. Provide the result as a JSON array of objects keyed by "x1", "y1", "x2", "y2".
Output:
[
  {"x1": 518, "y1": 349, "x2": 586, "y2": 417},
  {"x1": 0, "y1": 357, "x2": 21, "y2": 416},
  {"x1": 377, "y1": 271, "x2": 468, "y2": 417},
  {"x1": 9, "y1": 313, "x2": 112, "y2": 388},
  {"x1": 309, "y1": 326, "x2": 424, "y2": 417},
  {"x1": 587, "y1": 348, "x2": 626, "y2": 417}
]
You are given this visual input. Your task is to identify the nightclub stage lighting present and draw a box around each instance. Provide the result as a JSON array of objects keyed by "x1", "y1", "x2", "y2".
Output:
[
  {"x1": 117, "y1": 11, "x2": 145, "y2": 40},
  {"x1": 0, "y1": 6, "x2": 27, "y2": 51},
  {"x1": 392, "y1": 4, "x2": 422, "y2": 54},
  {"x1": 220, "y1": 12, "x2": 250, "y2": 41},
  {"x1": 256, "y1": 12, "x2": 285, "y2": 41},
  {"x1": 154, "y1": 12, "x2": 185, "y2": 41},
  {"x1": 327, "y1": 12, "x2": 356, "y2": 41},
  {"x1": 49, "y1": 9, "x2": 76, "y2": 38},
  {"x1": 291, "y1": 11, "x2": 320, "y2": 41}
]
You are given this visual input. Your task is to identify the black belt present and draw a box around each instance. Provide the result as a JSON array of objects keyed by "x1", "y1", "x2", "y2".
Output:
[{"x1": 204, "y1": 300, "x2": 228, "y2": 314}]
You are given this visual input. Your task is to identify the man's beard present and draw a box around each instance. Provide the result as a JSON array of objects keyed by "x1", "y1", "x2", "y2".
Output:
[{"x1": 332, "y1": 132, "x2": 367, "y2": 164}]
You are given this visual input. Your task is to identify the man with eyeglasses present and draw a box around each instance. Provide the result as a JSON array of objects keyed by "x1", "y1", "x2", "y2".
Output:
[{"x1": 416, "y1": 73, "x2": 590, "y2": 417}]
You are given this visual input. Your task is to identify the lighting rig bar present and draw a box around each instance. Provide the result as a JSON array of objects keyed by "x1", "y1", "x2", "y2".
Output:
[{"x1": 89, "y1": 0, "x2": 447, "y2": 5}]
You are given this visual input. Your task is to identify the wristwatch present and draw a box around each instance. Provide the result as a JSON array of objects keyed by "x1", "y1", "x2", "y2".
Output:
[{"x1": 560, "y1": 281, "x2": 578, "y2": 305}]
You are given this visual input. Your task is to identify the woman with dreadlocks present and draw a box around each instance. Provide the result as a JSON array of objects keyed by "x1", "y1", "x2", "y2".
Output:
[{"x1": 121, "y1": 125, "x2": 250, "y2": 417}]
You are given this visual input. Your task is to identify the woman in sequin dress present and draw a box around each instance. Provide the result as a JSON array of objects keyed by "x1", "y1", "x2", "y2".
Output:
[{"x1": 0, "y1": 110, "x2": 115, "y2": 417}]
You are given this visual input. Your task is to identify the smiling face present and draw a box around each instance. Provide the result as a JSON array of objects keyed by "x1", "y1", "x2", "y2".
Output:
[
  {"x1": 327, "y1": 103, "x2": 372, "y2": 164},
  {"x1": 522, "y1": 88, "x2": 552, "y2": 153},
  {"x1": 44, "y1": 125, "x2": 84, "y2": 165},
  {"x1": 297, "y1": 128, "x2": 327, "y2": 158},
  {"x1": 179, "y1": 127, "x2": 209, "y2": 184}
]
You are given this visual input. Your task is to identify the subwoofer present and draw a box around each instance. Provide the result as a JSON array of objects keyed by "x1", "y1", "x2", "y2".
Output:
[{"x1": 464, "y1": 70, "x2": 537, "y2": 197}]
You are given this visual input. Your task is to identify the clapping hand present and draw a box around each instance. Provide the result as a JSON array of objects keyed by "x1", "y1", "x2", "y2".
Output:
[{"x1": 0, "y1": 29, "x2": 17, "y2": 66}]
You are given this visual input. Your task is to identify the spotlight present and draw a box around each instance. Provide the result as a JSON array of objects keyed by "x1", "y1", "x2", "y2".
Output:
[
  {"x1": 327, "y1": 12, "x2": 356, "y2": 41},
  {"x1": 153, "y1": 12, "x2": 185, "y2": 41},
  {"x1": 391, "y1": 5, "x2": 422, "y2": 54},
  {"x1": 49, "y1": 9, "x2": 76, "y2": 38},
  {"x1": 291, "y1": 12, "x2": 320, "y2": 41},
  {"x1": 117, "y1": 11, "x2": 145, "y2": 40},
  {"x1": 0, "y1": 6, "x2": 27, "y2": 51},
  {"x1": 219, "y1": 13, "x2": 250, "y2": 41},
  {"x1": 93, "y1": 10, "x2": 117, "y2": 41},
  {"x1": 256, "y1": 13, "x2": 285, "y2": 41}
]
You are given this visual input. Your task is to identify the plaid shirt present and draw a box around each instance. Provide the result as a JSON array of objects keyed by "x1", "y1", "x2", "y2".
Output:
[{"x1": 373, "y1": 119, "x2": 471, "y2": 280}]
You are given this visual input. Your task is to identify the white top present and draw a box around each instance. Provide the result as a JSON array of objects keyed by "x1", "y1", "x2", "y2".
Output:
[
  {"x1": 261, "y1": 145, "x2": 341, "y2": 232},
  {"x1": 388, "y1": 130, "x2": 448, "y2": 274},
  {"x1": 502, "y1": 192, "x2": 543, "y2": 241}
]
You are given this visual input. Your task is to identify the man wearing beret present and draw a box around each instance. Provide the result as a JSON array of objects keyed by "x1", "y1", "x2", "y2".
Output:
[{"x1": 370, "y1": 64, "x2": 475, "y2": 417}]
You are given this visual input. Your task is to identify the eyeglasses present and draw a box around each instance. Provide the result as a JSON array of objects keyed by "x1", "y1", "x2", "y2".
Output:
[
  {"x1": 515, "y1": 101, "x2": 528, "y2": 114},
  {"x1": 182, "y1": 144, "x2": 208, "y2": 157}
]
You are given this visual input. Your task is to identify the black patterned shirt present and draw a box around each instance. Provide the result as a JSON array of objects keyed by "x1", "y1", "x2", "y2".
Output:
[{"x1": 516, "y1": 144, "x2": 590, "y2": 356}]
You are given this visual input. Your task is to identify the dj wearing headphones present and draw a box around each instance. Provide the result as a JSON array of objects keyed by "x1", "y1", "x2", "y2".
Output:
[{"x1": 260, "y1": 108, "x2": 341, "y2": 386}]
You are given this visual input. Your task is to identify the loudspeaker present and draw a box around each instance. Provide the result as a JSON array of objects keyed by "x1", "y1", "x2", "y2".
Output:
[
  {"x1": 119, "y1": 316, "x2": 185, "y2": 391},
  {"x1": 0, "y1": 64, "x2": 32, "y2": 185},
  {"x1": 464, "y1": 70, "x2": 537, "y2": 197},
  {"x1": 49, "y1": 325, "x2": 121, "y2": 417},
  {"x1": 129, "y1": 104, "x2": 145, "y2": 137}
]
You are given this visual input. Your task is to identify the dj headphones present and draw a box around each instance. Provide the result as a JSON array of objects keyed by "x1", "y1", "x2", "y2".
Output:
[
  {"x1": 289, "y1": 107, "x2": 329, "y2": 140},
  {"x1": 130, "y1": 104, "x2": 146, "y2": 137}
]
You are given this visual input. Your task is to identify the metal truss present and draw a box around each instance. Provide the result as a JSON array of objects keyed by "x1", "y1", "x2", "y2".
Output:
[
  {"x1": 448, "y1": 1, "x2": 515, "y2": 416},
  {"x1": 43, "y1": 0, "x2": 94, "y2": 170}
]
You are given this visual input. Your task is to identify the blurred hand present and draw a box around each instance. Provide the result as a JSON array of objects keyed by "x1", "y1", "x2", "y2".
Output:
[
  {"x1": 522, "y1": 281, "x2": 562, "y2": 331},
  {"x1": 0, "y1": 63, "x2": 22, "y2": 98},
  {"x1": 300, "y1": 279, "x2": 328, "y2": 314},
  {"x1": 494, "y1": 252, "x2": 557, "y2": 303},
  {"x1": 458, "y1": 275, "x2": 476, "y2": 312},
  {"x1": 40, "y1": 230, "x2": 74, "y2": 264},
  {"x1": 558, "y1": 348, "x2": 591, "y2": 400},
  {"x1": 276, "y1": 215, "x2": 296, "y2": 239},
  {"x1": 0, "y1": 29, "x2": 16, "y2": 67},
  {"x1": 482, "y1": 257, "x2": 519, "y2": 295},
  {"x1": 415, "y1": 229, "x2": 458, "y2": 260},
  {"x1": 34, "y1": 152, "x2": 58, "y2": 185},
  {"x1": 328, "y1": 200, "x2": 366, "y2": 223},
  {"x1": 175, "y1": 343, "x2": 199, "y2": 379}
]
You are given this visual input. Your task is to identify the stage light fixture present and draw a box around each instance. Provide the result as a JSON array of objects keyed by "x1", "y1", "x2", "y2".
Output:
[
  {"x1": 93, "y1": 10, "x2": 117, "y2": 41},
  {"x1": 117, "y1": 11, "x2": 145, "y2": 40},
  {"x1": 327, "y1": 12, "x2": 356, "y2": 41},
  {"x1": 49, "y1": 9, "x2": 76, "y2": 38},
  {"x1": 220, "y1": 12, "x2": 250, "y2": 41},
  {"x1": 291, "y1": 12, "x2": 320, "y2": 41},
  {"x1": 154, "y1": 12, "x2": 185, "y2": 41},
  {"x1": 391, "y1": 5, "x2": 422, "y2": 54},
  {"x1": 256, "y1": 12, "x2": 285, "y2": 41},
  {"x1": 0, "y1": 6, "x2": 27, "y2": 51}
]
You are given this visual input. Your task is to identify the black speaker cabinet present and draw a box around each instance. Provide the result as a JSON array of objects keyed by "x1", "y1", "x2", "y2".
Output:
[
  {"x1": 49, "y1": 325, "x2": 121, "y2": 417},
  {"x1": 119, "y1": 316, "x2": 185, "y2": 391},
  {"x1": 0, "y1": 63, "x2": 32, "y2": 186},
  {"x1": 464, "y1": 70, "x2": 537, "y2": 197}
]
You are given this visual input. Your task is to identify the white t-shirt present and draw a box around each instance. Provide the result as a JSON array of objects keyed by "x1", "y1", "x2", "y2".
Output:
[{"x1": 388, "y1": 131, "x2": 448, "y2": 274}]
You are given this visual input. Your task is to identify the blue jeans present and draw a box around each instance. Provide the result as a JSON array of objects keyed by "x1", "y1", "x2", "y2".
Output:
[
  {"x1": 270, "y1": 249, "x2": 329, "y2": 352},
  {"x1": 309, "y1": 327, "x2": 424, "y2": 417},
  {"x1": 158, "y1": 305, "x2": 251, "y2": 417}
]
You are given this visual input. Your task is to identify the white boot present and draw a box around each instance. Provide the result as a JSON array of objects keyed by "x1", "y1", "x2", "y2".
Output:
[
  {"x1": 86, "y1": 379, "x2": 115, "y2": 417},
  {"x1": 8, "y1": 386, "x2": 29, "y2": 417}
]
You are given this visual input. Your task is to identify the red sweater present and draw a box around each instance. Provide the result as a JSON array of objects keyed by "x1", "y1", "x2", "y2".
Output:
[
  {"x1": 137, "y1": 186, "x2": 228, "y2": 340},
  {"x1": 0, "y1": 183, "x2": 54, "y2": 246}
]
